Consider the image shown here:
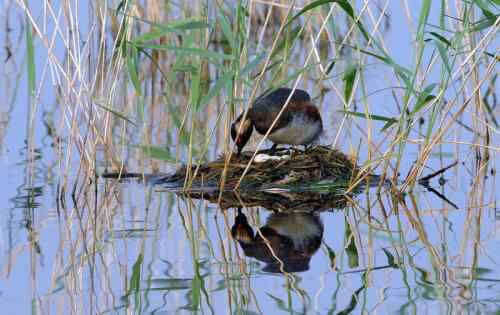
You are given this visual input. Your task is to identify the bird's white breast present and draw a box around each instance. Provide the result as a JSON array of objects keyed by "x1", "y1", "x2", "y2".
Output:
[
  {"x1": 268, "y1": 114, "x2": 321, "y2": 145},
  {"x1": 266, "y1": 214, "x2": 323, "y2": 250}
]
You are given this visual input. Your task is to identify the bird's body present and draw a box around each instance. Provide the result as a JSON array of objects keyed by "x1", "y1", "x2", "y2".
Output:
[{"x1": 231, "y1": 88, "x2": 323, "y2": 154}]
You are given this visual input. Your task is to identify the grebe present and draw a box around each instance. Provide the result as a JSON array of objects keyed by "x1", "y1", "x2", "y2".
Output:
[
  {"x1": 231, "y1": 88, "x2": 323, "y2": 155},
  {"x1": 231, "y1": 209, "x2": 324, "y2": 273}
]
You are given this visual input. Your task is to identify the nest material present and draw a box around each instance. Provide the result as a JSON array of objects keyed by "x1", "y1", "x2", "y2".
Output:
[
  {"x1": 164, "y1": 145, "x2": 360, "y2": 192},
  {"x1": 183, "y1": 189, "x2": 351, "y2": 212}
]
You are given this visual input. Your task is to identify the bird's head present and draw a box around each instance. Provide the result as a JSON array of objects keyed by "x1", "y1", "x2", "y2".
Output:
[{"x1": 231, "y1": 113, "x2": 254, "y2": 156}]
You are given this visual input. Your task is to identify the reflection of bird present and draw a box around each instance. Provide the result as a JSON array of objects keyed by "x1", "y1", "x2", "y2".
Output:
[
  {"x1": 231, "y1": 88, "x2": 323, "y2": 155},
  {"x1": 231, "y1": 209, "x2": 323, "y2": 273}
]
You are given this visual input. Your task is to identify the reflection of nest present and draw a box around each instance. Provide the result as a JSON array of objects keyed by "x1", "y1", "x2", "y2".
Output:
[
  {"x1": 158, "y1": 145, "x2": 360, "y2": 192},
  {"x1": 184, "y1": 189, "x2": 352, "y2": 212}
]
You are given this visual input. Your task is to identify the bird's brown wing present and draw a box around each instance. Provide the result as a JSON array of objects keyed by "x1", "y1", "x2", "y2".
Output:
[
  {"x1": 249, "y1": 104, "x2": 293, "y2": 135},
  {"x1": 250, "y1": 88, "x2": 310, "y2": 134}
]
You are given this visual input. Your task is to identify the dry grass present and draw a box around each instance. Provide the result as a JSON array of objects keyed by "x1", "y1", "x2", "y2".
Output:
[
  {"x1": 8, "y1": 0, "x2": 496, "y2": 195},
  {"x1": 2, "y1": 0, "x2": 498, "y2": 313}
]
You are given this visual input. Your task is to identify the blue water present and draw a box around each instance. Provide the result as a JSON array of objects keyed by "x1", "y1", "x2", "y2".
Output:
[{"x1": 0, "y1": 0, "x2": 498, "y2": 314}]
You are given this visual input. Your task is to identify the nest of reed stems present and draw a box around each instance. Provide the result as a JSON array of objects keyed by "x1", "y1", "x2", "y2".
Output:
[{"x1": 160, "y1": 145, "x2": 361, "y2": 193}]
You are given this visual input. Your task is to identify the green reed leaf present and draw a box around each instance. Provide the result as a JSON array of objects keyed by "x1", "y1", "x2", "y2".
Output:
[
  {"x1": 285, "y1": 0, "x2": 369, "y2": 41},
  {"x1": 128, "y1": 254, "x2": 143, "y2": 307},
  {"x1": 218, "y1": 12, "x2": 236, "y2": 51},
  {"x1": 173, "y1": 64, "x2": 199, "y2": 73},
  {"x1": 335, "y1": 0, "x2": 370, "y2": 40},
  {"x1": 191, "y1": 275, "x2": 201, "y2": 310},
  {"x1": 132, "y1": 21, "x2": 210, "y2": 43},
  {"x1": 167, "y1": 20, "x2": 211, "y2": 31},
  {"x1": 473, "y1": 0, "x2": 496, "y2": 18},
  {"x1": 324, "y1": 243, "x2": 337, "y2": 269},
  {"x1": 434, "y1": 40, "x2": 452, "y2": 76},
  {"x1": 411, "y1": 83, "x2": 437, "y2": 115},
  {"x1": 357, "y1": 48, "x2": 412, "y2": 89},
  {"x1": 382, "y1": 248, "x2": 398, "y2": 268},
  {"x1": 126, "y1": 45, "x2": 141, "y2": 94},
  {"x1": 326, "y1": 60, "x2": 336, "y2": 75},
  {"x1": 417, "y1": 0, "x2": 432, "y2": 42},
  {"x1": 266, "y1": 294, "x2": 290, "y2": 312},
  {"x1": 191, "y1": 67, "x2": 201, "y2": 110},
  {"x1": 25, "y1": 15, "x2": 36, "y2": 96},
  {"x1": 141, "y1": 145, "x2": 176, "y2": 162},
  {"x1": 190, "y1": 261, "x2": 208, "y2": 311},
  {"x1": 94, "y1": 101, "x2": 137, "y2": 126},
  {"x1": 345, "y1": 218, "x2": 359, "y2": 268},
  {"x1": 429, "y1": 31, "x2": 451, "y2": 47},
  {"x1": 341, "y1": 111, "x2": 397, "y2": 123},
  {"x1": 285, "y1": 0, "x2": 333, "y2": 27},
  {"x1": 470, "y1": 15, "x2": 498, "y2": 32},
  {"x1": 131, "y1": 43, "x2": 235, "y2": 60},
  {"x1": 343, "y1": 63, "x2": 357, "y2": 103},
  {"x1": 150, "y1": 278, "x2": 194, "y2": 291},
  {"x1": 337, "y1": 285, "x2": 364, "y2": 315}
]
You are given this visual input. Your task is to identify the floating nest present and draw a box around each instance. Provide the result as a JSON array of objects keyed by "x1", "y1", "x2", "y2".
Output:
[
  {"x1": 155, "y1": 145, "x2": 362, "y2": 193},
  {"x1": 102, "y1": 145, "x2": 376, "y2": 212}
]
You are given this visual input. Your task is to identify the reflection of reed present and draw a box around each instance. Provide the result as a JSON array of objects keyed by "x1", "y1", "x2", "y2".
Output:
[
  {"x1": 44, "y1": 154, "x2": 495, "y2": 313},
  {"x1": 15, "y1": 164, "x2": 497, "y2": 314},
  {"x1": 353, "y1": 187, "x2": 497, "y2": 312},
  {"x1": 0, "y1": 111, "x2": 7, "y2": 152}
]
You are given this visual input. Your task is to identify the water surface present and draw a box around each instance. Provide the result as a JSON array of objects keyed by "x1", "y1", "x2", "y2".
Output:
[{"x1": 0, "y1": 0, "x2": 498, "y2": 314}]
